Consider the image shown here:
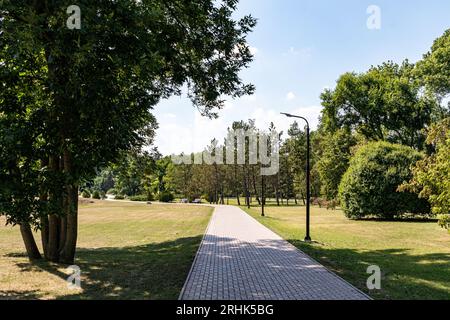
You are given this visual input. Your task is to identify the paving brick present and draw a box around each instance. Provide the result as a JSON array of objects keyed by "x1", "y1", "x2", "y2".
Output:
[{"x1": 179, "y1": 205, "x2": 369, "y2": 300}]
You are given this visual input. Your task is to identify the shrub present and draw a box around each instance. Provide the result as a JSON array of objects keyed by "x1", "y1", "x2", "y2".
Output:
[
  {"x1": 129, "y1": 194, "x2": 152, "y2": 202},
  {"x1": 92, "y1": 190, "x2": 101, "y2": 199},
  {"x1": 339, "y1": 142, "x2": 430, "y2": 219},
  {"x1": 81, "y1": 190, "x2": 91, "y2": 199},
  {"x1": 114, "y1": 194, "x2": 125, "y2": 200},
  {"x1": 158, "y1": 191, "x2": 174, "y2": 203}
]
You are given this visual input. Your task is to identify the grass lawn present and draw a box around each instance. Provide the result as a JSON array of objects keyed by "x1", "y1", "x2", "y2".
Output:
[
  {"x1": 244, "y1": 205, "x2": 450, "y2": 300},
  {"x1": 0, "y1": 200, "x2": 212, "y2": 300}
]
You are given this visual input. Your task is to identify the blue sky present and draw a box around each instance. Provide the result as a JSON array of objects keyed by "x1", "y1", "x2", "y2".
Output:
[{"x1": 153, "y1": 0, "x2": 450, "y2": 155}]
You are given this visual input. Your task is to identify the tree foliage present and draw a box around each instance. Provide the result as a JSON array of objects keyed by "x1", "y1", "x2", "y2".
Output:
[
  {"x1": 321, "y1": 61, "x2": 439, "y2": 150},
  {"x1": 400, "y1": 118, "x2": 450, "y2": 216},
  {"x1": 0, "y1": 0, "x2": 255, "y2": 262},
  {"x1": 317, "y1": 128, "x2": 356, "y2": 200},
  {"x1": 417, "y1": 29, "x2": 450, "y2": 100},
  {"x1": 339, "y1": 142, "x2": 430, "y2": 219}
]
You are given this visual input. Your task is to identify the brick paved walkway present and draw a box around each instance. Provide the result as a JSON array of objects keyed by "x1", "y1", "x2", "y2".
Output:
[{"x1": 179, "y1": 205, "x2": 370, "y2": 300}]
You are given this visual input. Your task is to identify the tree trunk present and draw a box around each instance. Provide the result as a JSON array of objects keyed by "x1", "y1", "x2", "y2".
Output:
[
  {"x1": 41, "y1": 215, "x2": 49, "y2": 258},
  {"x1": 39, "y1": 159, "x2": 49, "y2": 258},
  {"x1": 59, "y1": 150, "x2": 78, "y2": 264},
  {"x1": 220, "y1": 188, "x2": 224, "y2": 205},
  {"x1": 47, "y1": 214, "x2": 60, "y2": 262},
  {"x1": 58, "y1": 216, "x2": 67, "y2": 252},
  {"x1": 261, "y1": 175, "x2": 265, "y2": 217},
  {"x1": 275, "y1": 171, "x2": 281, "y2": 206},
  {"x1": 234, "y1": 165, "x2": 240, "y2": 205},
  {"x1": 59, "y1": 185, "x2": 78, "y2": 264},
  {"x1": 46, "y1": 155, "x2": 61, "y2": 262},
  {"x1": 242, "y1": 166, "x2": 249, "y2": 207},
  {"x1": 251, "y1": 167, "x2": 261, "y2": 205},
  {"x1": 20, "y1": 224, "x2": 41, "y2": 260}
]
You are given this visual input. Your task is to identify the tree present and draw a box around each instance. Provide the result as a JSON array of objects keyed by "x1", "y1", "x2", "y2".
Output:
[
  {"x1": 164, "y1": 157, "x2": 192, "y2": 200},
  {"x1": 0, "y1": 0, "x2": 256, "y2": 263},
  {"x1": 92, "y1": 169, "x2": 115, "y2": 194},
  {"x1": 400, "y1": 118, "x2": 450, "y2": 217},
  {"x1": 321, "y1": 61, "x2": 438, "y2": 150},
  {"x1": 317, "y1": 128, "x2": 356, "y2": 200},
  {"x1": 339, "y1": 142, "x2": 430, "y2": 219},
  {"x1": 417, "y1": 29, "x2": 450, "y2": 101},
  {"x1": 111, "y1": 149, "x2": 159, "y2": 197},
  {"x1": 284, "y1": 122, "x2": 306, "y2": 204}
]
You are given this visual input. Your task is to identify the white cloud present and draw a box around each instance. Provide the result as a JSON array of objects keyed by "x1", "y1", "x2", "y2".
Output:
[
  {"x1": 222, "y1": 100, "x2": 234, "y2": 111},
  {"x1": 250, "y1": 105, "x2": 322, "y2": 139},
  {"x1": 286, "y1": 92, "x2": 296, "y2": 101},
  {"x1": 154, "y1": 96, "x2": 323, "y2": 155}
]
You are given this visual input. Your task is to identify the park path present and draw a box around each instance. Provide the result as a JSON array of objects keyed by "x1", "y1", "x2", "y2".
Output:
[{"x1": 179, "y1": 205, "x2": 370, "y2": 300}]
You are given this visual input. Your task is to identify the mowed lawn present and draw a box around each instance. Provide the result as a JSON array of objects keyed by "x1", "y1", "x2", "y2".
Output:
[
  {"x1": 0, "y1": 201, "x2": 212, "y2": 300},
  {"x1": 244, "y1": 205, "x2": 450, "y2": 300}
]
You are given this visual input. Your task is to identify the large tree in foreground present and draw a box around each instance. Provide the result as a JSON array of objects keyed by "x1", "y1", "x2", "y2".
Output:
[{"x1": 0, "y1": 0, "x2": 256, "y2": 263}]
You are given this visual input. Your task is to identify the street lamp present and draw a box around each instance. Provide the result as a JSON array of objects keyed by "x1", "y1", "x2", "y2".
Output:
[{"x1": 280, "y1": 112, "x2": 312, "y2": 242}]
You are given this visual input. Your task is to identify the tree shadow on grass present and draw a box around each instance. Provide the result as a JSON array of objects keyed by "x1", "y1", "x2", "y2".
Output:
[
  {"x1": 0, "y1": 290, "x2": 43, "y2": 300},
  {"x1": 289, "y1": 240, "x2": 450, "y2": 300},
  {"x1": 4, "y1": 234, "x2": 450, "y2": 300},
  {"x1": 6, "y1": 236, "x2": 203, "y2": 300}
]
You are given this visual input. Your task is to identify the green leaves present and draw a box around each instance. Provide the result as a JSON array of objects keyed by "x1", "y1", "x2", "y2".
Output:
[
  {"x1": 401, "y1": 119, "x2": 450, "y2": 216},
  {"x1": 0, "y1": 0, "x2": 255, "y2": 229},
  {"x1": 417, "y1": 29, "x2": 450, "y2": 99},
  {"x1": 339, "y1": 142, "x2": 430, "y2": 219},
  {"x1": 320, "y1": 60, "x2": 439, "y2": 151},
  {"x1": 317, "y1": 128, "x2": 356, "y2": 200}
]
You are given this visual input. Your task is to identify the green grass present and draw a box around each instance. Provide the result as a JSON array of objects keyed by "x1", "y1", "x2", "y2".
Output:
[
  {"x1": 243, "y1": 205, "x2": 450, "y2": 300},
  {"x1": 0, "y1": 200, "x2": 212, "y2": 300}
]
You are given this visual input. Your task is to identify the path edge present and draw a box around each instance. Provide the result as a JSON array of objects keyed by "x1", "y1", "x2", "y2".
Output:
[
  {"x1": 241, "y1": 206, "x2": 373, "y2": 300},
  {"x1": 178, "y1": 205, "x2": 216, "y2": 300}
]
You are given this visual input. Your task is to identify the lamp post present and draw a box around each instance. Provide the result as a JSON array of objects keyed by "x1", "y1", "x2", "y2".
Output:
[
  {"x1": 261, "y1": 174, "x2": 265, "y2": 217},
  {"x1": 281, "y1": 113, "x2": 311, "y2": 242}
]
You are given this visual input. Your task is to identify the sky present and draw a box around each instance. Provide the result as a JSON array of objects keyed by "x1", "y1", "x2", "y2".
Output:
[{"x1": 152, "y1": 0, "x2": 450, "y2": 155}]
